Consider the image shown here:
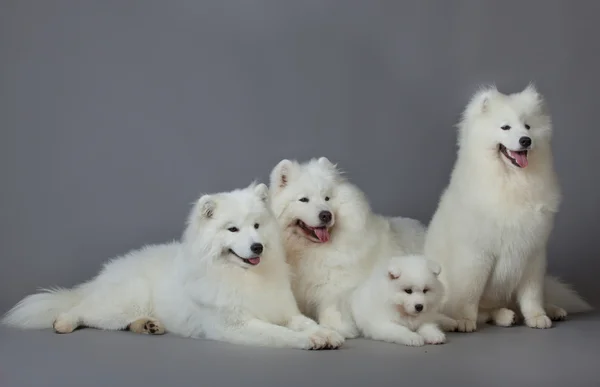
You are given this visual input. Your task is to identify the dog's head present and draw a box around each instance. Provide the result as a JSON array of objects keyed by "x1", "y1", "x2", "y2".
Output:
[
  {"x1": 269, "y1": 157, "x2": 371, "y2": 247},
  {"x1": 388, "y1": 255, "x2": 444, "y2": 316},
  {"x1": 269, "y1": 157, "x2": 340, "y2": 244},
  {"x1": 458, "y1": 84, "x2": 552, "y2": 169},
  {"x1": 183, "y1": 182, "x2": 279, "y2": 269}
]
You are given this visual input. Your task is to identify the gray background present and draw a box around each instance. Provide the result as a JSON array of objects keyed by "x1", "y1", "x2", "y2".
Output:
[
  {"x1": 1, "y1": 1, "x2": 599, "y2": 315},
  {"x1": 2, "y1": 2, "x2": 600, "y2": 387}
]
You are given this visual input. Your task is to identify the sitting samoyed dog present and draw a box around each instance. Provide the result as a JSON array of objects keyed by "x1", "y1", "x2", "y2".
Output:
[
  {"x1": 350, "y1": 255, "x2": 457, "y2": 346},
  {"x1": 269, "y1": 157, "x2": 427, "y2": 338},
  {"x1": 425, "y1": 84, "x2": 593, "y2": 332},
  {"x1": 2, "y1": 183, "x2": 344, "y2": 350}
]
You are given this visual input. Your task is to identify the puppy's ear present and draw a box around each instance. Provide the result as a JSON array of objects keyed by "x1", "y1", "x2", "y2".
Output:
[
  {"x1": 196, "y1": 194, "x2": 216, "y2": 219},
  {"x1": 270, "y1": 159, "x2": 295, "y2": 190},
  {"x1": 388, "y1": 268, "x2": 401, "y2": 280},
  {"x1": 253, "y1": 183, "x2": 269, "y2": 204},
  {"x1": 426, "y1": 259, "x2": 442, "y2": 277}
]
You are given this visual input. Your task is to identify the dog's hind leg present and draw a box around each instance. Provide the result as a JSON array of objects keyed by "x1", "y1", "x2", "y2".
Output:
[
  {"x1": 53, "y1": 284, "x2": 153, "y2": 334},
  {"x1": 128, "y1": 317, "x2": 165, "y2": 335}
]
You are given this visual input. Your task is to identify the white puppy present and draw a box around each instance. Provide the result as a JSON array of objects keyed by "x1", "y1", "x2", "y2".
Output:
[
  {"x1": 269, "y1": 157, "x2": 426, "y2": 338},
  {"x1": 3, "y1": 183, "x2": 344, "y2": 350},
  {"x1": 425, "y1": 84, "x2": 593, "y2": 332},
  {"x1": 350, "y1": 255, "x2": 456, "y2": 346}
]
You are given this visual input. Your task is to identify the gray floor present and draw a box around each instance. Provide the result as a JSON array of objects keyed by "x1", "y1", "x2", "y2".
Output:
[{"x1": 1, "y1": 313, "x2": 599, "y2": 387}]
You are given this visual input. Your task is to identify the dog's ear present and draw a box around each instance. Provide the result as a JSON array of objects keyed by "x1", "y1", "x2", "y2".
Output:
[
  {"x1": 464, "y1": 85, "x2": 498, "y2": 118},
  {"x1": 317, "y1": 156, "x2": 344, "y2": 181},
  {"x1": 318, "y1": 157, "x2": 335, "y2": 168},
  {"x1": 511, "y1": 83, "x2": 545, "y2": 115},
  {"x1": 270, "y1": 159, "x2": 295, "y2": 190},
  {"x1": 253, "y1": 183, "x2": 269, "y2": 204},
  {"x1": 388, "y1": 268, "x2": 401, "y2": 280},
  {"x1": 426, "y1": 259, "x2": 442, "y2": 277},
  {"x1": 196, "y1": 194, "x2": 216, "y2": 219}
]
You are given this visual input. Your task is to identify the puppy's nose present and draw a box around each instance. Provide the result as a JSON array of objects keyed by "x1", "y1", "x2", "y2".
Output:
[
  {"x1": 250, "y1": 243, "x2": 263, "y2": 255},
  {"x1": 415, "y1": 304, "x2": 424, "y2": 312},
  {"x1": 319, "y1": 211, "x2": 332, "y2": 224},
  {"x1": 519, "y1": 136, "x2": 532, "y2": 148}
]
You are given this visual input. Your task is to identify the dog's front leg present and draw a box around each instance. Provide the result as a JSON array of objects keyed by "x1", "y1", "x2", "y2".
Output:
[
  {"x1": 517, "y1": 251, "x2": 552, "y2": 329},
  {"x1": 449, "y1": 250, "x2": 494, "y2": 333},
  {"x1": 317, "y1": 302, "x2": 359, "y2": 339}
]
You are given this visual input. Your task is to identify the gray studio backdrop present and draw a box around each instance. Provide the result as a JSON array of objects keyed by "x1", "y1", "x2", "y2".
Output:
[{"x1": 1, "y1": 1, "x2": 599, "y2": 313}]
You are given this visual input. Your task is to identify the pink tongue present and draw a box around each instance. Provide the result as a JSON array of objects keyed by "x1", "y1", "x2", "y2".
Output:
[
  {"x1": 510, "y1": 151, "x2": 528, "y2": 168},
  {"x1": 313, "y1": 227, "x2": 330, "y2": 243},
  {"x1": 247, "y1": 257, "x2": 260, "y2": 265}
]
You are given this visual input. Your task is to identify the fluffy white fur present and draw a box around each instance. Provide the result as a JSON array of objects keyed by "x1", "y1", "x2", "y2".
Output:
[
  {"x1": 350, "y1": 255, "x2": 457, "y2": 346},
  {"x1": 2, "y1": 183, "x2": 344, "y2": 350},
  {"x1": 269, "y1": 157, "x2": 426, "y2": 338},
  {"x1": 424, "y1": 84, "x2": 593, "y2": 332}
]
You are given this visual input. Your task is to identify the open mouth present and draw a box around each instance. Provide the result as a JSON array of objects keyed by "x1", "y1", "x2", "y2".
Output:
[
  {"x1": 228, "y1": 249, "x2": 260, "y2": 266},
  {"x1": 499, "y1": 144, "x2": 528, "y2": 168},
  {"x1": 296, "y1": 220, "x2": 330, "y2": 243}
]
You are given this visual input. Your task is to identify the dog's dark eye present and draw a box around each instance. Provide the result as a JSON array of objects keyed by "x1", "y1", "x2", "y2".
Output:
[
  {"x1": 227, "y1": 227, "x2": 239, "y2": 232},
  {"x1": 324, "y1": 196, "x2": 330, "y2": 201},
  {"x1": 524, "y1": 124, "x2": 530, "y2": 130},
  {"x1": 501, "y1": 125, "x2": 511, "y2": 130},
  {"x1": 299, "y1": 197, "x2": 309, "y2": 203},
  {"x1": 423, "y1": 288, "x2": 429, "y2": 294},
  {"x1": 404, "y1": 289, "x2": 413, "y2": 294},
  {"x1": 254, "y1": 223, "x2": 259, "y2": 229}
]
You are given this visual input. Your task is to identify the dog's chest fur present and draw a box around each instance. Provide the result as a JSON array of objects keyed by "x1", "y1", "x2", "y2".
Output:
[{"x1": 467, "y1": 171, "x2": 560, "y2": 303}]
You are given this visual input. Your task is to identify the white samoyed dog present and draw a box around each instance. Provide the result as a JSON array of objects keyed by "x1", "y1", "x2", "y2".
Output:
[
  {"x1": 269, "y1": 157, "x2": 427, "y2": 338},
  {"x1": 2, "y1": 183, "x2": 344, "y2": 350},
  {"x1": 350, "y1": 255, "x2": 457, "y2": 346},
  {"x1": 425, "y1": 84, "x2": 593, "y2": 332}
]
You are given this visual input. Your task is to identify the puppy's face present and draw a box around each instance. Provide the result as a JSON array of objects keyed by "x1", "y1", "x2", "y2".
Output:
[{"x1": 388, "y1": 256, "x2": 444, "y2": 316}]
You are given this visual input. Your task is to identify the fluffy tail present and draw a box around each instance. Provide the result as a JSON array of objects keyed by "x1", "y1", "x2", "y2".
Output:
[
  {"x1": 544, "y1": 276, "x2": 594, "y2": 314},
  {"x1": 2, "y1": 287, "x2": 82, "y2": 329}
]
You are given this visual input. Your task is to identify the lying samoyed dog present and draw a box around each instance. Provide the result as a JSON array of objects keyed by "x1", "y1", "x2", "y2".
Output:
[
  {"x1": 2, "y1": 183, "x2": 344, "y2": 350},
  {"x1": 351, "y1": 255, "x2": 457, "y2": 346},
  {"x1": 269, "y1": 157, "x2": 427, "y2": 338},
  {"x1": 425, "y1": 84, "x2": 593, "y2": 332}
]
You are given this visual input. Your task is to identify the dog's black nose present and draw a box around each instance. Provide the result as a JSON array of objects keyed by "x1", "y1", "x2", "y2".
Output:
[
  {"x1": 250, "y1": 243, "x2": 263, "y2": 255},
  {"x1": 415, "y1": 304, "x2": 424, "y2": 312},
  {"x1": 319, "y1": 211, "x2": 332, "y2": 224},
  {"x1": 519, "y1": 136, "x2": 532, "y2": 148}
]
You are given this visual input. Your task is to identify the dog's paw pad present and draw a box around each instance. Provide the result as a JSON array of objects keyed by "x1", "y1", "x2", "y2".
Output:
[
  {"x1": 546, "y1": 306, "x2": 567, "y2": 321},
  {"x1": 129, "y1": 318, "x2": 165, "y2": 335}
]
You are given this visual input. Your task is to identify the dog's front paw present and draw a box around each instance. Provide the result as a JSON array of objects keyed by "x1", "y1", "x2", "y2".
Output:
[
  {"x1": 456, "y1": 318, "x2": 477, "y2": 332},
  {"x1": 401, "y1": 332, "x2": 426, "y2": 347},
  {"x1": 422, "y1": 330, "x2": 446, "y2": 345},
  {"x1": 525, "y1": 314, "x2": 552, "y2": 329},
  {"x1": 546, "y1": 305, "x2": 567, "y2": 321},
  {"x1": 493, "y1": 308, "x2": 517, "y2": 327},
  {"x1": 438, "y1": 316, "x2": 458, "y2": 332},
  {"x1": 312, "y1": 327, "x2": 345, "y2": 349}
]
